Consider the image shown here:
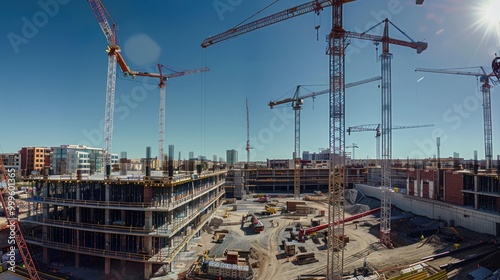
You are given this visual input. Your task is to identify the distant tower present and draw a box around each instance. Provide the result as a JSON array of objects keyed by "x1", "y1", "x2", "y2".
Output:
[
  {"x1": 189, "y1": 151, "x2": 194, "y2": 160},
  {"x1": 226, "y1": 149, "x2": 238, "y2": 166},
  {"x1": 168, "y1": 145, "x2": 174, "y2": 177}
]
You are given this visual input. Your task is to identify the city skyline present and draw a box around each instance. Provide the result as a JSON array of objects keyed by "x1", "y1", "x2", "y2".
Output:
[{"x1": 2, "y1": 1, "x2": 500, "y2": 161}]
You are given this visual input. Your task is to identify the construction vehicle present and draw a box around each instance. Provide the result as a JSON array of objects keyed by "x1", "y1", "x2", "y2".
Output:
[
  {"x1": 257, "y1": 195, "x2": 269, "y2": 203},
  {"x1": 0, "y1": 158, "x2": 41, "y2": 279},
  {"x1": 212, "y1": 232, "x2": 226, "y2": 243},
  {"x1": 243, "y1": 214, "x2": 264, "y2": 233},
  {"x1": 440, "y1": 227, "x2": 464, "y2": 243},
  {"x1": 264, "y1": 204, "x2": 280, "y2": 214},
  {"x1": 223, "y1": 198, "x2": 236, "y2": 204}
]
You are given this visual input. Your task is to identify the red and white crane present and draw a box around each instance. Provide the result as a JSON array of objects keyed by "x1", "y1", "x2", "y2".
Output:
[
  {"x1": 88, "y1": 0, "x2": 146, "y2": 177},
  {"x1": 0, "y1": 158, "x2": 40, "y2": 279},
  {"x1": 415, "y1": 65, "x2": 500, "y2": 170},
  {"x1": 88, "y1": 1, "x2": 209, "y2": 172},
  {"x1": 269, "y1": 76, "x2": 381, "y2": 200}
]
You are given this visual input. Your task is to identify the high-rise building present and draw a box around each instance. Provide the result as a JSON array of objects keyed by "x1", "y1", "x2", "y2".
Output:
[
  {"x1": 189, "y1": 151, "x2": 194, "y2": 160},
  {"x1": 50, "y1": 145, "x2": 118, "y2": 175},
  {"x1": 226, "y1": 149, "x2": 238, "y2": 166},
  {"x1": 19, "y1": 147, "x2": 51, "y2": 176}
]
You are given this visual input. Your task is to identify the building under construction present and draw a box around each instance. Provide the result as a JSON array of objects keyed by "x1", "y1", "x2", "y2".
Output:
[{"x1": 22, "y1": 170, "x2": 227, "y2": 279}]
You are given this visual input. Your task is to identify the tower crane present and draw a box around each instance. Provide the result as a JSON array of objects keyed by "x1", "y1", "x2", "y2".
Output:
[
  {"x1": 345, "y1": 18, "x2": 427, "y2": 247},
  {"x1": 415, "y1": 64, "x2": 500, "y2": 170},
  {"x1": 347, "y1": 124, "x2": 434, "y2": 164},
  {"x1": 87, "y1": 0, "x2": 124, "y2": 177},
  {"x1": 246, "y1": 98, "x2": 252, "y2": 165},
  {"x1": 346, "y1": 143, "x2": 359, "y2": 159},
  {"x1": 201, "y1": 2, "x2": 425, "y2": 277},
  {"x1": 156, "y1": 65, "x2": 209, "y2": 170},
  {"x1": 0, "y1": 158, "x2": 41, "y2": 279},
  {"x1": 269, "y1": 76, "x2": 381, "y2": 200}
]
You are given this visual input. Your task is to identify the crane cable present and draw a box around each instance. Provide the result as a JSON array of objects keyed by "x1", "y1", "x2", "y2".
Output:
[{"x1": 234, "y1": 0, "x2": 280, "y2": 28}]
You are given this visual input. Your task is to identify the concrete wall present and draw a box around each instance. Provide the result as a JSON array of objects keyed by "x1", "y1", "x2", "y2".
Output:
[{"x1": 355, "y1": 184, "x2": 500, "y2": 237}]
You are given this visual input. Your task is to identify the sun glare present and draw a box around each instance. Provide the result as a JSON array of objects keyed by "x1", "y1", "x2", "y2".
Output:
[
  {"x1": 481, "y1": 1, "x2": 500, "y2": 26},
  {"x1": 472, "y1": 0, "x2": 500, "y2": 53}
]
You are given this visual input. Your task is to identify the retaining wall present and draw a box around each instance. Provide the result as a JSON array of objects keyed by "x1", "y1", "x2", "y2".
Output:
[{"x1": 355, "y1": 184, "x2": 500, "y2": 237}]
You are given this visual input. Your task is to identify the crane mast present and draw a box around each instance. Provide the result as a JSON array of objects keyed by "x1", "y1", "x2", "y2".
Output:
[
  {"x1": 0, "y1": 158, "x2": 41, "y2": 279},
  {"x1": 155, "y1": 65, "x2": 210, "y2": 170},
  {"x1": 415, "y1": 66, "x2": 499, "y2": 170},
  {"x1": 88, "y1": 0, "x2": 121, "y2": 177},
  {"x1": 344, "y1": 18, "x2": 427, "y2": 247},
  {"x1": 246, "y1": 98, "x2": 251, "y2": 164},
  {"x1": 379, "y1": 19, "x2": 393, "y2": 247},
  {"x1": 326, "y1": 1, "x2": 346, "y2": 278},
  {"x1": 292, "y1": 87, "x2": 302, "y2": 199},
  {"x1": 158, "y1": 65, "x2": 166, "y2": 171}
]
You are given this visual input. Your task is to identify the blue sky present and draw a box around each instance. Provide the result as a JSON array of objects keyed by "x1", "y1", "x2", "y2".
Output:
[{"x1": 1, "y1": 0, "x2": 500, "y2": 162}]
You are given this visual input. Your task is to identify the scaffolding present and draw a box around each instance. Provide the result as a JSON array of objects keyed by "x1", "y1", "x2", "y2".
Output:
[{"x1": 22, "y1": 170, "x2": 227, "y2": 278}]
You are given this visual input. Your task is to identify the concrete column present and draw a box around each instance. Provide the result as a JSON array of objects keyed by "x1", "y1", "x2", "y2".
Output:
[
  {"x1": 105, "y1": 209, "x2": 110, "y2": 225},
  {"x1": 145, "y1": 211, "x2": 152, "y2": 231},
  {"x1": 120, "y1": 235, "x2": 126, "y2": 252},
  {"x1": 474, "y1": 174, "x2": 478, "y2": 210},
  {"x1": 104, "y1": 257, "x2": 111, "y2": 275},
  {"x1": 43, "y1": 248, "x2": 49, "y2": 263},
  {"x1": 144, "y1": 262, "x2": 152, "y2": 280},
  {"x1": 105, "y1": 184, "x2": 110, "y2": 201},
  {"x1": 42, "y1": 225, "x2": 49, "y2": 263},
  {"x1": 75, "y1": 253, "x2": 80, "y2": 269},
  {"x1": 76, "y1": 207, "x2": 81, "y2": 223},
  {"x1": 145, "y1": 236, "x2": 152, "y2": 254},
  {"x1": 42, "y1": 183, "x2": 49, "y2": 219},
  {"x1": 121, "y1": 210, "x2": 126, "y2": 222},
  {"x1": 105, "y1": 233, "x2": 110, "y2": 251},
  {"x1": 63, "y1": 206, "x2": 67, "y2": 220},
  {"x1": 76, "y1": 183, "x2": 81, "y2": 200}
]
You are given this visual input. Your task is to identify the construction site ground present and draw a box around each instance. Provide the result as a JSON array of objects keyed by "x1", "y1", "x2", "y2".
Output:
[{"x1": 173, "y1": 189, "x2": 500, "y2": 280}]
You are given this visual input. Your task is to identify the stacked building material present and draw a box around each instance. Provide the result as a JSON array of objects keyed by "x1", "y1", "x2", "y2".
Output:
[{"x1": 295, "y1": 253, "x2": 318, "y2": 265}]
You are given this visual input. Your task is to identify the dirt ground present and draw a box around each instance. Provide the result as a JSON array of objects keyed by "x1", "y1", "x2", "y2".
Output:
[{"x1": 188, "y1": 190, "x2": 499, "y2": 280}]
